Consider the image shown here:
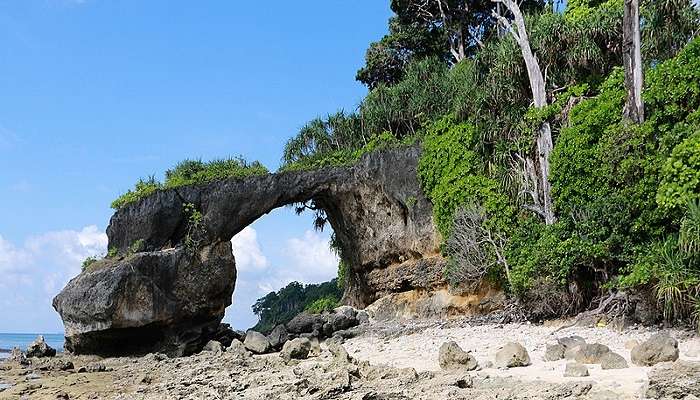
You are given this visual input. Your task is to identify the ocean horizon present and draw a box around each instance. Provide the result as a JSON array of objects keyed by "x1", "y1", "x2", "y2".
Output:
[{"x1": 0, "y1": 333, "x2": 64, "y2": 356}]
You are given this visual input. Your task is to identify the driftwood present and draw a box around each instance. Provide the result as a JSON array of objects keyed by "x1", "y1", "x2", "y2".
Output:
[{"x1": 551, "y1": 292, "x2": 629, "y2": 334}]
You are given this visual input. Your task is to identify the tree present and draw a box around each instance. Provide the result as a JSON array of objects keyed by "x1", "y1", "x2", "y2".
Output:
[
  {"x1": 492, "y1": 0, "x2": 556, "y2": 225},
  {"x1": 623, "y1": 0, "x2": 644, "y2": 123}
]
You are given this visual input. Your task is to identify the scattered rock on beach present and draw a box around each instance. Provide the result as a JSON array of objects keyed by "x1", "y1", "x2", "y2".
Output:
[
  {"x1": 564, "y1": 362, "x2": 589, "y2": 377},
  {"x1": 544, "y1": 344, "x2": 565, "y2": 361},
  {"x1": 281, "y1": 338, "x2": 311, "y2": 361},
  {"x1": 268, "y1": 324, "x2": 289, "y2": 350},
  {"x1": 574, "y1": 343, "x2": 610, "y2": 364},
  {"x1": 26, "y1": 336, "x2": 56, "y2": 358},
  {"x1": 36, "y1": 358, "x2": 74, "y2": 371},
  {"x1": 631, "y1": 333, "x2": 679, "y2": 366},
  {"x1": 9, "y1": 348, "x2": 28, "y2": 366},
  {"x1": 226, "y1": 339, "x2": 250, "y2": 358},
  {"x1": 494, "y1": 342, "x2": 530, "y2": 368},
  {"x1": 244, "y1": 330, "x2": 272, "y2": 354},
  {"x1": 439, "y1": 341, "x2": 478, "y2": 371},
  {"x1": 558, "y1": 336, "x2": 586, "y2": 349},
  {"x1": 600, "y1": 352, "x2": 628, "y2": 370}
]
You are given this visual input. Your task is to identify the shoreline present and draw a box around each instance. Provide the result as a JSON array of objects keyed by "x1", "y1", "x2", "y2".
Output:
[{"x1": 0, "y1": 319, "x2": 697, "y2": 399}]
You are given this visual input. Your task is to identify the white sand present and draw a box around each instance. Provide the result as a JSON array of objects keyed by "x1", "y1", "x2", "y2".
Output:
[{"x1": 344, "y1": 322, "x2": 700, "y2": 398}]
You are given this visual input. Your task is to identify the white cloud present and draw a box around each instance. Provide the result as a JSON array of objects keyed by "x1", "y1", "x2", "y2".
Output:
[
  {"x1": 231, "y1": 227, "x2": 268, "y2": 272},
  {"x1": 0, "y1": 226, "x2": 107, "y2": 295},
  {"x1": 252, "y1": 230, "x2": 339, "y2": 295}
]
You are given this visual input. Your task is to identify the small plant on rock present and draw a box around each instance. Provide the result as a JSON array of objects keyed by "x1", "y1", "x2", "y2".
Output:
[{"x1": 184, "y1": 203, "x2": 206, "y2": 255}]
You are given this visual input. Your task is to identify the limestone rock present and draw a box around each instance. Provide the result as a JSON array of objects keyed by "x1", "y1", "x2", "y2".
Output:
[
  {"x1": 357, "y1": 311, "x2": 370, "y2": 324},
  {"x1": 646, "y1": 361, "x2": 700, "y2": 399},
  {"x1": 203, "y1": 340, "x2": 223, "y2": 355},
  {"x1": 77, "y1": 363, "x2": 107, "y2": 373},
  {"x1": 439, "y1": 341, "x2": 478, "y2": 371},
  {"x1": 328, "y1": 342, "x2": 352, "y2": 364},
  {"x1": 53, "y1": 242, "x2": 237, "y2": 357},
  {"x1": 574, "y1": 343, "x2": 610, "y2": 364},
  {"x1": 558, "y1": 336, "x2": 586, "y2": 349},
  {"x1": 631, "y1": 333, "x2": 679, "y2": 366},
  {"x1": 564, "y1": 362, "x2": 589, "y2": 377},
  {"x1": 244, "y1": 331, "x2": 272, "y2": 354},
  {"x1": 36, "y1": 358, "x2": 74, "y2": 371},
  {"x1": 494, "y1": 342, "x2": 530, "y2": 368},
  {"x1": 600, "y1": 352, "x2": 628, "y2": 370},
  {"x1": 280, "y1": 338, "x2": 311, "y2": 361},
  {"x1": 226, "y1": 339, "x2": 250, "y2": 358},
  {"x1": 267, "y1": 325, "x2": 289, "y2": 350},
  {"x1": 9, "y1": 348, "x2": 28, "y2": 366},
  {"x1": 455, "y1": 375, "x2": 473, "y2": 389},
  {"x1": 286, "y1": 313, "x2": 325, "y2": 335},
  {"x1": 26, "y1": 336, "x2": 56, "y2": 358},
  {"x1": 565, "y1": 344, "x2": 583, "y2": 360},
  {"x1": 544, "y1": 344, "x2": 565, "y2": 361}
]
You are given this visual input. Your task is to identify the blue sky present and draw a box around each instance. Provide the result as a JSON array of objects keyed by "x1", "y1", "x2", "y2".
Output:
[{"x1": 0, "y1": 0, "x2": 392, "y2": 333}]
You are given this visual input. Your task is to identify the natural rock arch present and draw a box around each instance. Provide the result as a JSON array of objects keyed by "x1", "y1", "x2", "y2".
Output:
[{"x1": 54, "y1": 146, "x2": 450, "y2": 356}]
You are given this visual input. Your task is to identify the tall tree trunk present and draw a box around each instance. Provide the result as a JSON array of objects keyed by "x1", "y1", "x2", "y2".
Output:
[
  {"x1": 623, "y1": 0, "x2": 644, "y2": 123},
  {"x1": 493, "y1": 0, "x2": 556, "y2": 225}
]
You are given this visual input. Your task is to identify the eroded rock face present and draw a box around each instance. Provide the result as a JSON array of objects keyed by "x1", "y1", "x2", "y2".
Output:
[
  {"x1": 106, "y1": 146, "x2": 441, "y2": 309},
  {"x1": 53, "y1": 242, "x2": 236, "y2": 357},
  {"x1": 53, "y1": 147, "x2": 451, "y2": 356}
]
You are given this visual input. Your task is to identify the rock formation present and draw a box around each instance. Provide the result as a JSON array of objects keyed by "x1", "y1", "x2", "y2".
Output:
[{"x1": 54, "y1": 146, "x2": 466, "y2": 356}]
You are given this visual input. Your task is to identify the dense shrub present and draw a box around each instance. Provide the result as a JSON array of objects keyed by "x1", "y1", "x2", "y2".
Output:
[
  {"x1": 305, "y1": 297, "x2": 339, "y2": 314},
  {"x1": 658, "y1": 132, "x2": 700, "y2": 209}
]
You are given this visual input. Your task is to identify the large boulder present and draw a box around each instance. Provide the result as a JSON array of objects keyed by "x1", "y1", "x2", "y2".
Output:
[
  {"x1": 280, "y1": 338, "x2": 312, "y2": 361},
  {"x1": 574, "y1": 343, "x2": 610, "y2": 364},
  {"x1": 53, "y1": 242, "x2": 237, "y2": 357},
  {"x1": 646, "y1": 361, "x2": 700, "y2": 399},
  {"x1": 243, "y1": 331, "x2": 272, "y2": 354},
  {"x1": 286, "y1": 313, "x2": 326, "y2": 335},
  {"x1": 564, "y1": 362, "x2": 589, "y2": 377},
  {"x1": 544, "y1": 344, "x2": 565, "y2": 362},
  {"x1": 267, "y1": 325, "x2": 289, "y2": 350},
  {"x1": 600, "y1": 352, "x2": 628, "y2": 370},
  {"x1": 631, "y1": 333, "x2": 679, "y2": 366},
  {"x1": 26, "y1": 336, "x2": 56, "y2": 358},
  {"x1": 494, "y1": 342, "x2": 530, "y2": 368},
  {"x1": 438, "y1": 341, "x2": 478, "y2": 371}
]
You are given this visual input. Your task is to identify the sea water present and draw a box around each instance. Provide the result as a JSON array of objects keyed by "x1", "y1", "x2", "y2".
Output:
[{"x1": 0, "y1": 333, "x2": 64, "y2": 357}]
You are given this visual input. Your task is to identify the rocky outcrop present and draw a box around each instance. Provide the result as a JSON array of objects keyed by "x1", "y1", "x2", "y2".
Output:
[
  {"x1": 646, "y1": 361, "x2": 700, "y2": 399},
  {"x1": 53, "y1": 242, "x2": 236, "y2": 356},
  {"x1": 26, "y1": 336, "x2": 56, "y2": 358},
  {"x1": 53, "y1": 146, "x2": 456, "y2": 356},
  {"x1": 631, "y1": 333, "x2": 679, "y2": 366}
]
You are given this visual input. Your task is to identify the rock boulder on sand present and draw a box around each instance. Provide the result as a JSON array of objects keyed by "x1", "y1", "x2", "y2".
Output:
[
  {"x1": 574, "y1": 343, "x2": 610, "y2": 364},
  {"x1": 26, "y1": 336, "x2": 56, "y2": 358},
  {"x1": 244, "y1": 331, "x2": 272, "y2": 354},
  {"x1": 9, "y1": 348, "x2": 28, "y2": 366},
  {"x1": 267, "y1": 324, "x2": 289, "y2": 350},
  {"x1": 494, "y1": 342, "x2": 530, "y2": 368},
  {"x1": 438, "y1": 341, "x2": 478, "y2": 371},
  {"x1": 631, "y1": 333, "x2": 679, "y2": 366},
  {"x1": 600, "y1": 352, "x2": 628, "y2": 369},
  {"x1": 281, "y1": 338, "x2": 312, "y2": 361},
  {"x1": 564, "y1": 362, "x2": 589, "y2": 377},
  {"x1": 544, "y1": 344, "x2": 565, "y2": 361}
]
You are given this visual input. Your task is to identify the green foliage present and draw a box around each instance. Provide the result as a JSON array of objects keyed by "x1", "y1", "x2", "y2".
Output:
[
  {"x1": 111, "y1": 176, "x2": 162, "y2": 210},
  {"x1": 680, "y1": 200, "x2": 700, "y2": 255},
  {"x1": 252, "y1": 280, "x2": 342, "y2": 333},
  {"x1": 184, "y1": 203, "x2": 205, "y2": 254},
  {"x1": 107, "y1": 247, "x2": 118, "y2": 258},
  {"x1": 81, "y1": 256, "x2": 99, "y2": 270},
  {"x1": 419, "y1": 117, "x2": 513, "y2": 237},
  {"x1": 164, "y1": 157, "x2": 268, "y2": 189},
  {"x1": 305, "y1": 297, "x2": 339, "y2": 314},
  {"x1": 658, "y1": 132, "x2": 700, "y2": 209},
  {"x1": 127, "y1": 239, "x2": 145, "y2": 255},
  {"x1": 111, "y1": 158, "x2": 268, "y2": 210}
]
